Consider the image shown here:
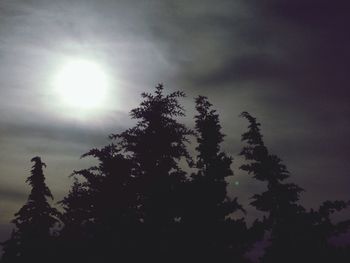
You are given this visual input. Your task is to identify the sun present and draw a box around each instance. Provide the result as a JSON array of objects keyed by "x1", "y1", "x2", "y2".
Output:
[{"x1": 53, "y1": 59, "x2": 109, "y2": 109}]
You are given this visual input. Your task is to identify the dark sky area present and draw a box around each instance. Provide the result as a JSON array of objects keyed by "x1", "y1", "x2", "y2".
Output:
[{"x1": 0, "y1": 0, "x2": 349, "y2": 252}]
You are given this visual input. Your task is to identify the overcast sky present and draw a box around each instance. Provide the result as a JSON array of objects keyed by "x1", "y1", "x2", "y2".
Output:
[{"x1": 1, "y1": 0, "x2": 349, "y2": 248}]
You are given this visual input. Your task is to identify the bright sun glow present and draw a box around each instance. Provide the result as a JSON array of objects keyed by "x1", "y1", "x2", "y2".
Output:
[{"x1": 53, "y1": 59, "x2": 109, "y2": 109}]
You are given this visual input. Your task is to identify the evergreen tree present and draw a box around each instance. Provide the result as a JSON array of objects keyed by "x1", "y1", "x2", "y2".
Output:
[
  {"x1": 182, "y1": 96, "x2": 252, "y2": 262},
  {"x1": 240, "y1": 112, "x2": 307, "y2": 262},
  {"x1": 1, "y1": 157, "x2": 59, "y2": 263},
  {"x1": 240, "y1": 112, "x2": 350, "y2": 263},
  {"x1": 240, "y1": 111, "x2": 304, "y2": 223},
  {"x1": 59, "y1": 143, "x2": 136, "y2": 262},
  {"x1": 112, "y1": 84, "x2": 193, "y2": 261},
  {"x1": 192, "y1": 96, "x2": 242, "y2": 220},
  {"x1": 58, "y1": 84, "x2": 193, "y2": 262}
]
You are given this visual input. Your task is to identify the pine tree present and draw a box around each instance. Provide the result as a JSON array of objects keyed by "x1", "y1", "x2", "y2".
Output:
[
  {"x1": 59, "y1": 143, "x2": 136, "y2": 261},
  {"x1": 240, "y1": 112, "x2": 305, "y2": 262},
  {"x1": 1, "y1": 157, "x2": 59, "y2": 263},
  {"x1": 240, "y1": 112, "x2": 304, "y2": 222},
  {"x1": 112, "y1": 84, "x2": 193, "y2": 261},
  {"x1": 192, "y1": 96, "x2": 242, "y2": 221},
  {"x1": 240, "y1": 112, "x2": 350, "y2": 263},
  {"x1": 183, "y1": 97, "x2": 254, "y2": 262}
]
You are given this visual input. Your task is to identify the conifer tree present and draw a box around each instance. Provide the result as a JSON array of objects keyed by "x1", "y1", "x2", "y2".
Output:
[
  {"x1": 183, "y1": 97, "x2": 255, "y2": 262},
  {"x1": 1, "y1": 157, "x2": 59, "y2": 263},
  {"x1": 59, "y1": 143, "x2": 136, "y2": 261},
  {"x1": 240, "y1": 112, "x2": 350, "y2": 263},
  {"x1": 58, "y1": 85, "x2": 193, "y2": 262},
  {"x1": 192, "y1": 96, "x2": 242, "y2": 221},
  {"x1": 240, "y1": 112, "x2": 304, "y2": 224},
  {"x1": 240, "y1": 112, "x2": 307, "y2": 262},
  {"x1": 112, "y1": 84, "x2": 193, "y2": 260}
]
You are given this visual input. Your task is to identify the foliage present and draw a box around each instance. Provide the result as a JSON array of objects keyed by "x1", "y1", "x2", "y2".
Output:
[
  {"x1": 240, "y1": 112, "x2": 350, "y2": 263},
  {"x1": 182, "y1": 96, "x2": 252, "y2": 262},
  {"x1": 1, "y1": 86, "x2": 349, "y2": 263},
  {"x1": 1, "y1": 157, "x2": 59, "y2": 263}
]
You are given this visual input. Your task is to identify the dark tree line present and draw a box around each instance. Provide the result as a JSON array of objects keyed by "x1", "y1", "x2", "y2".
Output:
[{"x1": 1, "y1": 85, "x2": 350, "y2": 263}]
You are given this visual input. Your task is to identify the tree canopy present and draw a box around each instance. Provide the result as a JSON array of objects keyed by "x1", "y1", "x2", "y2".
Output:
[{"x1": 1, "y1": 85, "x2": 349, "y2": 263}]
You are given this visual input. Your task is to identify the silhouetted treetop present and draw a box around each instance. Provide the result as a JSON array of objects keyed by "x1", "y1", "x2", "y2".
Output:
[
  {"x1": 13, "y1": 157, "x2": 58, "y2": 229},
  {"x1": 26, "y1": 157, "x2": 53, "y2": 199},
  {"x1": 179, "y1": 96, "x2": 252, "y2": 263},
  {"x1": 195, "y1": 96, "x2": 225, "y2": 170},
  {"x1": 1, "y1": 157, "x2": 59, "y2": 263},
  {"x1": 193, "y1": 95, "x2": 240, "y2": 215},
  {"x1": 240, "y1": 111, "x2": 264, "y2": 147},
  {"x1": 240, "y1": 112, "x2": 299, "y2": 185},
  {"x1": 131, "y1": 83, "x2": 187, "y2": 119},
  {"x1": 240, "y1": 112, "x2": 304, "y2": 217}
]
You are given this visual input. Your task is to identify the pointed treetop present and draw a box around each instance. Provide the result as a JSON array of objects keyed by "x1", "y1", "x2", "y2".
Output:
[
  {"x1": 240, "y1": 111, "x2": 264, "y2": 147},
  {"x1": 31, "y1": 156, "x2": 46, "y2": 166},
  {"x1": 26, "y1": 156, "x2": 53, "y2": 200}
]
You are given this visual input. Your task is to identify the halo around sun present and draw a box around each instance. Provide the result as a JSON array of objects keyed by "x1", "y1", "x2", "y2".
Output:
[{"x1": 53, "y1": 59, "x2": 109, "y2": 110}]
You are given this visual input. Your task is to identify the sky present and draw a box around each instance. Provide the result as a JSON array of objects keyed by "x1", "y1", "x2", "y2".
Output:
[{"x1": 1, "y1": 0, "x2": 350, "y2": 252}]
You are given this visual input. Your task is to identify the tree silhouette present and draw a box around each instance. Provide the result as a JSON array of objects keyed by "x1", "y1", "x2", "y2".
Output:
[
  {"x1": 1, "y1": 157, "x2": 59, "y2": 263},
  {"x1": 3, "y1": 86, "x2": 349, "y2": 263},
  {"x1": 59, "y1": 143, "x2": 136, "y2": 262},
  {"x1": 58, "y1": 84, "x2": 194, "y2": 262},
  {"x1": 181, "y1": 96, "x2": 254, "y2": 262},
  {"x1": 193, "y1": 96, "x2": 240, "y2": 221},
  {"x1": 240, "y1": 112, "x2": 350, "y2": 263},
  {"x1": 111, "y1": 84, "x2": 194, "y2": 261}
]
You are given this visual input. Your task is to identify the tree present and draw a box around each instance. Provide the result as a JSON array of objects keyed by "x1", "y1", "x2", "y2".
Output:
[
  {"x1": 59, "y1": 143, "x2": 136, "y2": 262},
  {"x1": 192, "y1": 96, "x2": 242, "y2": 221},
  {"x1": 240, "y1": 112, "x2": 304, "y2": 217},
  {"x1": 59, "y1": 84, "x2": 194, "y2": 262},
  {"x1": 240, "y1": 112, "x2": 307, "y2": 262},
  {"x1": 113, "y1": 84, "x2": 194, "y2": 261},
  {"x1": 240, "y1": 112, "x2": 350, "y2": 263},
  {"x1": 1, "y1": 157, "x2": 59, "y2": 263},
  {"x1": 182, "y1": 97, "x2": 262, "y2": 262}
]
